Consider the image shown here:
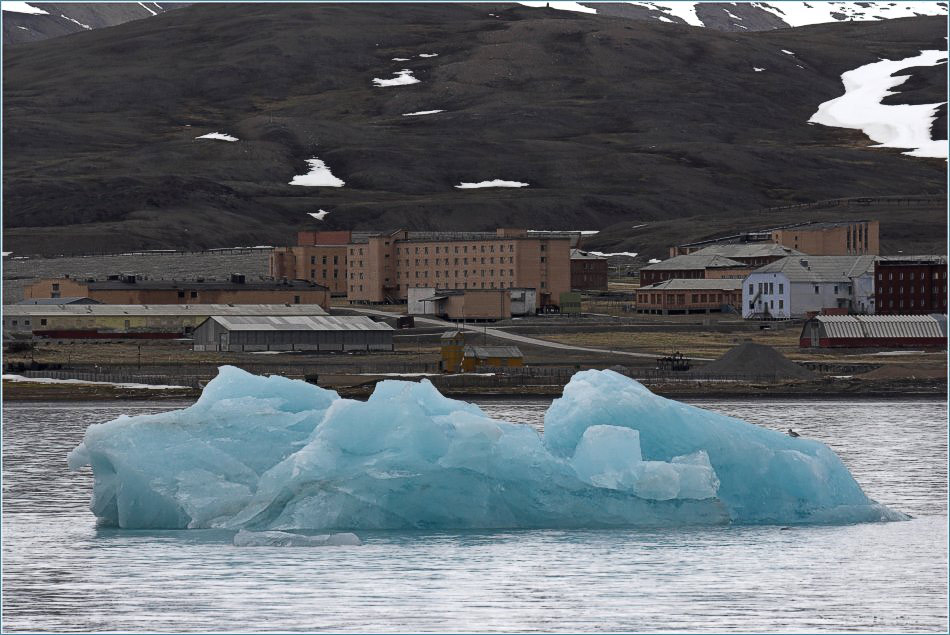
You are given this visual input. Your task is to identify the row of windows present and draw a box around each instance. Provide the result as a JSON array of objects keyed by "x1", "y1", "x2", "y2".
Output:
[
  {"x1": 350, "y1": 281, "x2": 525, "y2": 293},
  {"x1": 887, "y1": 298, "x2": 946, "y2": 308},
  {"x1": 310, "y1": 269, "x2": 340, "y2": 279},
  {"x1": 638, "y1": 293, "x2": 729, "y2": 304},
  {"x1": 877, "y1": 286, "x2": 944, "y2": 295},
  {"x1": 5, "y1": 318, "x2": 48, "y2": 326},
  {"x1": 748, "y1": 282, "x2": 785, "y2": 295},
  {"x1": 397, "y1": 243, "x2": 517, "y2": 255},
  {"x1": 750, "y1": 299, "x2": 785, "y2": 310},
  {"x1": 398, "y1": 257, "x2": 515, "y2": 267},
  {"x1": 310, "y1": 255, "x2": 340, "y2": 265},
  {"x1": 878, "y1": 271, "x2": 945, "y2": 281}
]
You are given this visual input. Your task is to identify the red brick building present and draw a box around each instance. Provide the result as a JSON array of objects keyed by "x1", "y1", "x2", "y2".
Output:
[
  {"x1": 874, "y1": 255, "x2": 947, "y2": 314},
  {"x1": 570, "y1": 249, "x2": 608, "y2": 290}
]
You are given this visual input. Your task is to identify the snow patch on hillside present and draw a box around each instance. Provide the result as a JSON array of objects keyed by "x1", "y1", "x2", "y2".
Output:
[
  {"x1": 196, "y1": 132, "x2": 238, "y2": 142},
  {"x1": 809, "y1": 49, "x2": 948, "y2": 159},
  {"x1": 756, "y1": 1, "x2": 947, "y2": 27},
  {"x1": 402, "y1": 110, "x2": 444, "y2": 116},
  {"x1": 290, "y1": 159, "x2": 345, "y2": 187},
  {"x1": 456, "y1": 180, "x2": 529, "y2": 189},
  {"x1": 531, "y1": 1, "x2": 947, "y2": 29},
  {"x1": 753, "y1": 67, "x2": 765, "y2": 72},
  {"x1": 392, "y1": 57, "x2": 410, "y2": 61},
  {"x1": 60, "y1": 13, "x2": 91, "y2": 29},
  {"x1": 2, "y1": 2, "x2": 48, "y2": 14},
  {"x1": 519, "y1": 2, "x2": 597, "y2": 14},
  {"x1": 418, "y1": 53, "x2": 439, "y2": 58},
  {"x1": 588, "y1": 251, "x2": 639, "y2": 258},
  {"x1": 138, "y1": 1, "x2": 157, "y2": 16},
  {"x1": 308, "y1": 210, "x2": 330, "y2": 221},
  {"x1": 373, "y1": 69, "x2": 420, "y2": 87}
]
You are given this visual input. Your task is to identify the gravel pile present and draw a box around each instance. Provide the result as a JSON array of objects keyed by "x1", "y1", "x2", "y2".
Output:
[{"x1": 690, "y1": 342, "x2": 817, "y2": 380}]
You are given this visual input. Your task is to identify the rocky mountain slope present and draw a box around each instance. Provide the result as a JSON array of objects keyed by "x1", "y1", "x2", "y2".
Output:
[
  {"x1": 2, "y1": 2, "x2": 191, "y2": 45},
  {"x1": 2, "y1": 3, "x2": 946, "y2": 257}
]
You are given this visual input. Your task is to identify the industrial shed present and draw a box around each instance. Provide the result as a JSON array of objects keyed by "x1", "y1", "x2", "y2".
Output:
[
  {"x1": 193, "y1": 315, "x2": 394, "y2": 352},
  {"x1": 2, "y1": 304, "x2": 328, "y2": 339},
  {"x1": 800, "y1": 314, "x2": 948, "y2": 348}
]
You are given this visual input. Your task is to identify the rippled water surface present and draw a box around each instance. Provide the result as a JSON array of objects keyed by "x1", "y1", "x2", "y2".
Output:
[{"x1": 3, "y1": 397, "x2": 947, "y2": 633}]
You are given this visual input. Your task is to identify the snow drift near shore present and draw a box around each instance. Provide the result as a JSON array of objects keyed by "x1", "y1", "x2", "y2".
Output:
[
  {"x1": 67, "y1": 366, "x2": 905, "y2": 530},
  {"x1": 809, "y1": 49, "x2": 948, "y2": 159}
]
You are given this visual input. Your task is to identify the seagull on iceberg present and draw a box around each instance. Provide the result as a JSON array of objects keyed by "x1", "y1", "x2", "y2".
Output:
[{"x1": 787, "y1": 428, "x2": 800, "y2": 438}]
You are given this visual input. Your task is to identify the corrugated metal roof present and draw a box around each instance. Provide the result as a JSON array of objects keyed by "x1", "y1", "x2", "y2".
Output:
[
  {"x1": 3, "y1": 304, "x2": 328, "y2": 317},
  {"x1": 812, "y1": 314, "x2": 946, "y2": 339},
  {"x1": 638, "y1": 279, "x2": 744, "y2": 291},
  {"x1": 752, "y1": 255, "x2": 876, "y2": 282},
  {"x1": 641, "y1": 254, "x2": 746, "y2": 271},
  {"x1": 692, "y1": 244, "x2": 804, "y2": 258},
  {"x1": 207, "y1": 315, "x2": 392, "y2": 331},
  {"x1": 464, "y1": 345, "x2": 523, "y2": 359}
]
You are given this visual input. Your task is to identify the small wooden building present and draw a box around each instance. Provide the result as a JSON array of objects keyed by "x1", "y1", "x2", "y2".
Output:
[
  {"x1": 439, "y1": 330, "x2": 524, "y2": 372},
  {"x1": 461, "y1": 345, "x2": 524, "y2": 372}
]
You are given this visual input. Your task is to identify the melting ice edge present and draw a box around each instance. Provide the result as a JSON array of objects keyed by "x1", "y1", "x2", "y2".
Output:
[{"x1": 67, "y1": 367, "x2": 906, "y2": 530}]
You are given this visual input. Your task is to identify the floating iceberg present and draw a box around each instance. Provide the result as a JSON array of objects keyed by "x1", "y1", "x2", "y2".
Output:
[{"x1": 67, "y1": 367, "x2": 905, "y2": 530}]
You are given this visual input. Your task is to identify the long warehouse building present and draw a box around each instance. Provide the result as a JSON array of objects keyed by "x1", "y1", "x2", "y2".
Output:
[{"x1": 192, "y1": 315, "x2": 394, "y2": 352}]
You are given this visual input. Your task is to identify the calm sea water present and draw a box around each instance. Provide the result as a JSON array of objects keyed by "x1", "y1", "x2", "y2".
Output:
[{"x1": 2, "y1": 397, "x2": 947, "y2": 633}]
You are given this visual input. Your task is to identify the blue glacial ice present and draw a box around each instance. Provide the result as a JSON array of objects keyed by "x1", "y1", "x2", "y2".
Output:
[{"x1": 66, "y1": 366, "x2": 906, "y2": 530}]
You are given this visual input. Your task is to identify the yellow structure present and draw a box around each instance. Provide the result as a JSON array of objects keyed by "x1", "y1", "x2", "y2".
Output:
[
  {"x1": 439, "y1": 330, "x2": 524, "y2": 372},
  {"x1": 460, "y1": 345, "x2": 524, "y2": 372},
  {"x1": 440, "y1": 330, "x2": 467, "y2": 372}
]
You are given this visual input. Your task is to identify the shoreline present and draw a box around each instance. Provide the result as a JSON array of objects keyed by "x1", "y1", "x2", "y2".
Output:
[{"x1": 4, "y1": 378, "x2": 945, "y2": 402}]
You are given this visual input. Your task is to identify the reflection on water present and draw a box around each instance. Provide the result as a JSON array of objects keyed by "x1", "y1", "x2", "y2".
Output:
[{"x1": 2, "y1": 398, "x2": 947, "y2": 633}]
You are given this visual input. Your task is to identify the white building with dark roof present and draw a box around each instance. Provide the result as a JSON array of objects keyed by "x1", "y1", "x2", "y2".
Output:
[{"x1": 742, "y1": 255, "x2": 877, "y2": 319}]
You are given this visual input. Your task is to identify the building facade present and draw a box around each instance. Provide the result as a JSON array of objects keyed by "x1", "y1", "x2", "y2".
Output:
[
  {"x1": 742, "y1": 255, "x2": 877, "y2": 319},
  {"x1": 407, "y1": 287, "x2": 512, "y2": 321},
  {"x1": 671, "y1": 220, "x2": 879, "y2": 257},
  {"x1": 270, "y1": 230, "x2": 351, "y2": 295},
  {"x1": 636, "y1": 279, "x2": 743, "y2": 315},
  {"x1": 25, "y1": 275, "x2": 329, "y2": 309},
  {"x1": 874, "y1": 255, "x2": 948, "y2": 315},
  {"x1": 639, "y1": 254, "x2": 752, "y2": 286},
  {"x1": 570, "y1": 249, "x2": 608, "y2": 290},
  {"x1": 346, "y1": 229, "x2": 571, "y2": 309}
]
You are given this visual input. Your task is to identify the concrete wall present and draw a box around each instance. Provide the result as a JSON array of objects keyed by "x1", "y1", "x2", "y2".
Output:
[{"x1": 772, "y1": 220, "x2": 879, "y2": 256}]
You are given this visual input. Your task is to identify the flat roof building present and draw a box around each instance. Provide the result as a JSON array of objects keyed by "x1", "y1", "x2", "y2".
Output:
[
  {"x1": 25, "y1": 275, "x2": 329, "y2": 310},
  {"x1": 570, "y1": 249, "x2": 608, "y2": 291},
  {"x1": 874, "y1": 255, "x2": 947, "y2": 315},
  {"x1": 672, "y1": 220, "x2": 879, "y2": 257},
  {"x1": 346, "y1": 228, "x2": 571, "y2": 309}
]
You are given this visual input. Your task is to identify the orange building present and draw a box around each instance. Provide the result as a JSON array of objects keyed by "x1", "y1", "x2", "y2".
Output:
[
  {"x1": 770, "y1": 220, "x2": 879, "y2": 256},
  {"x1": 270, "y1": 231, "x2": 350, "y2": 295},
  {"x1": 25, "y1": 275, "x2": 329, "y2": 309},
  {"x1": 347, "y1": 229, "x2": 572, "y2": 309},
  {"x1": 636, "y1": 279, "x2": 743, "y2": 315}
]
